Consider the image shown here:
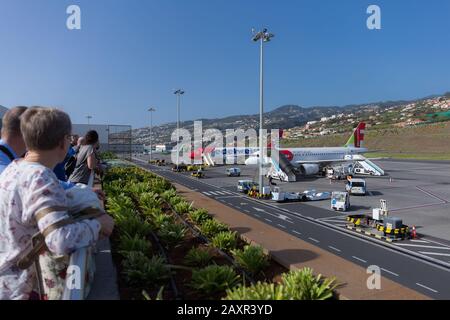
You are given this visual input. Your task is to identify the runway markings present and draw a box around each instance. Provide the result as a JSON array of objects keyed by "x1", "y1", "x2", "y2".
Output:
[
  {"x1": 381, "y1": 268, "x2": 399, "y2": 277},
  {"x1": 203, "y1": 192, "x2": 211, "y2": 196},
  {"x1": 277, "y1": 224, "x2": 287, "y2": 229},
  {"x1": 308, "y1": 237, "x2": 320, "y2": 243},
  {"x1": 352, "y1": 256, "x2": 367, "y2": 263},
  {"x1": 416, "y1": 283, "x2": 438, "y2": 293},
  {"x1": 254, "y1": 213, "x2": 261, "y2": 218},
  {"x1": 418, "y1": 251, "x2": 450, "y2": 257},
  {"x1": 292, "y1": 230, "x2": 302, "y2": 236},
  {"x1": 395, "y1": 244, "x2": 450, "y2": 250},
  {"x1": 410, "y1": 239, "x2": 430, "y2": 243},
  {"x1": 264, "y1": 218, "x2": 273, "y2": 223},
  {"x1": 328, "y1": 246, "x2": 342, "y2": 253},
  {"x1": 209, "y1": 191, "x2": 218, "y2": 195},
  {"x1": 244, "y1": 209, "x2": 250, "y2": 213}
]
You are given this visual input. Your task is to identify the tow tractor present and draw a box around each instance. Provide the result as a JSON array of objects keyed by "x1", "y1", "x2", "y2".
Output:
[
  {"x1": 331, "y1": 191, "x2": 351, "y2": 211},
  {"x1": 191, "y1": 168, "x2": 205, "y2": 179},
  {"x1": 346, "y1": 200, "x2": 411, "y2": 240}
]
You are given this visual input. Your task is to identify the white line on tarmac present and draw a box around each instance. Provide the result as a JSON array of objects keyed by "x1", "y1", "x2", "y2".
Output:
[
  {"x1": 265, "y1": 218, "x2": 273, "y2": 223},
  {"x1": 254, "y1": 214, "x2": 260, "y2": 218},
  {"x1": 381, "y1": 268, "x2": 399, "y2": 277},
  {"x1": 292, "y1": 230, "x2": 302, "y2": 236},
  {"x1": 395, "y1": 244, "x2": 450, "y2": 250},
  {"x1": 308, "y1": 237, "x2": 320, "y2": 243},
  {"x1": 244, "y1": 210, "x2": 250, "y2": 213},
  {"x1": 419, "y1": 252, "x2": 450, "y2": 257},
  {"x1": 328, "y1": 246, "x2": 341, "y2": 253},
  {"x1": 352, "y1": 256, "x2": 367, "y2": 263},
  {"x1": 409, "y1": 240, "x2": 429, "y2": 243},
  {"x1": 277, "y1": 224, "x2": 287, "y2": 229},
  {"x1": 416, "y1": 283, "x2": 438, "y2": 293}
]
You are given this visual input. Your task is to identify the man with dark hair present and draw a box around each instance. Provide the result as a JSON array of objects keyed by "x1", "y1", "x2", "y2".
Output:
[{"x1": 0, "y1": 106, "x2": 28, "y2": 173}]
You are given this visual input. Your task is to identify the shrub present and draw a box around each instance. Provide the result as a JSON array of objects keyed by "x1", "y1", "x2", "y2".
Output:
[
  {"x1": 281, "y1": 268, "x2": 337, "y2": 300},
  {"x1": 122, "y1": 252, "x2": 171, "y2": 286},
  {"x1": 169, "y1": 196, "x2": 184, "y2": 207},
  {"x1": 231, "y1": 245, "x2": 269, "y2": 276},
  {"x1": 173, "y1": 201, "x2": 193, "y2": 214},
  {"x1": 157, "y1": 222, "x2": 187, "y2": 248},
  {"x1": 161, "y1": 189, "x2": 177, "y2": 202},
  {"x1": 118, "y1": 233, "x2": 152, "y2": 257},
  {"x1": 184, "y1": 247, "x2": 213, "y2": 268},
  {"x1": 116, "y1": 215, "x2": 152, "y2": 237},
  {"x1": 188, "y1": 209, "x2": 211, "y2": 225},
  {"x1": 140, "y1": 192, "x2": 162, "y2": 211},
  {"x1": 199, "y1": 219, "x2": 229, "y2": 238},
  {"x1": 223, "y1": 268, "x2": 338, "y2": 300},
  {"x1": 190, "y1": 265, "x2": 240, "y2": 295},
  {"x1": 211, "y1": 231, "x2": 237, "y2": 251},
  {"x1": 150, "y1": 178, "x2": 172, "y2": 194},
  {"x1": 107, "y1": 194, "x2": 134, "y2": 214},
  {"x1": 150, "y1": 212, "x2": 175, "y2": 230},
  {"x1": 224, "y1": 282, "x2": 287, "y2": 300}
]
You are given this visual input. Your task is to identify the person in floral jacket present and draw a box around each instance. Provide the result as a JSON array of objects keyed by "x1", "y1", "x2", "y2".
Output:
[{"x1": 0, "y1": 107, "x2": 114, "y2": 300}]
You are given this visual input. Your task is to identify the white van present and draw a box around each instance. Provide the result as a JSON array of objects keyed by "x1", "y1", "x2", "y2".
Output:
[{"x1": 345, "y1": 178, "x2": 367, "y2": 196}]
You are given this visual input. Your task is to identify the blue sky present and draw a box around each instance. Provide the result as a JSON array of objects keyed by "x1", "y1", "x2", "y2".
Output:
[{"x1": 1, "y1": 0, "x2": 449, "y2": 128}]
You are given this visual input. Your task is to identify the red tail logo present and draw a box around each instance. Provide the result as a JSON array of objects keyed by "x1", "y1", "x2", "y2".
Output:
[{"x1": 355, "y1": 122, "x2": 365, "y2": 148}]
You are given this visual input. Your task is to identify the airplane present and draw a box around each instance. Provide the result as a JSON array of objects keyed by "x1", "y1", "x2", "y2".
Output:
[{"x1": 244, "y1": 122, "x2": 368, "y2": 176}]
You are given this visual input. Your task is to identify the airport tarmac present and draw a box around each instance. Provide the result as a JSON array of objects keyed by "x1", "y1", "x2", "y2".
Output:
[
  {"x1": 141, "y1": 154, "x2": 450, "y2": 242},
  {"x1": 133, "y1": 154, "x2": 450, "y2": 299}
]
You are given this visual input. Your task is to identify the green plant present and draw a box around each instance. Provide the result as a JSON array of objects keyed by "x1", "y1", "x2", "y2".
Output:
[
  {"x1": 150, "y1": 212, "x2": 175, "y2": 230},
  {"x1": 169, "y1": 196, "x2": 184, "y2": 207},
  {"x1": 142, "y1": 286, "x2": 164, "y2": 300},
  {"x1": 189, "y1": 209, "x2": 211, "y2": 225},
  {"x1": 211, "y1": 231, "x2": 237, "y2": 251},
  {"x1": 199, "y1": 219, "x2": 229, "y2": 238},
  {"x1": 231, "y1": 245, "x2": 269, "y2": 276},
  {"x1": 118, "y1": 233, "x2": 152, "y2": 256},
  {"x1": 116, "y1": 215, "x2": 152, "y2": 237},
  {"x1": 107, "y1": 194, "x2": 134, "y2": 214},
  {"x1": 224, "y1": 282, "x2": 288, "y2": 300},
  {"x1": 173, "y1": 201, "x2": 193, "y2": 214},
  {"x1": 140, "y1": 192, "x2": 163, "y2": 211},
  {"x1": 161, "y1": 189, "x2": 177, "y2": 202},
  {"x1": 184, "y1": 247, "x2": 213, "y2": 268},
  {"x1": 281, "y1": 268, "x2": 338, "y2": 300},
  {"x1": 122, "y1": 252, "x2": 171, "y2": 286},
  {"x1": 150, "y1": 178, "x2": 172, "y2": 194},
  {"x1": 157, "y1": 222, "x2": 186, "y2": 247},
  {"x1": 190, "y1": 265, "x2": 240, "y2": 296}
]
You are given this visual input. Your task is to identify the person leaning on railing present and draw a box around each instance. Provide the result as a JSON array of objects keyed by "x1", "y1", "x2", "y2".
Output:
[{"x1": 0, "y1": 107, "x2": 114, "y2": 300}]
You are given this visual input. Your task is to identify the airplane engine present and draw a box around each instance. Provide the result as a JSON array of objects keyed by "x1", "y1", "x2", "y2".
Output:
[{"x1": 300, "y1": 164, "x2": 320, "y2": 176}]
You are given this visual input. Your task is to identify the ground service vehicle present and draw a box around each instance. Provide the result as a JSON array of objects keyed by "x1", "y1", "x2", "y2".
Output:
[
  {"x1": 346, "y1": 178, "x2": 367, "y2": 195},
  {"x1": 226, "y1": 168, "x2": 241, "y2": 177},
  {"x1": 331, "y1": 191, "x2": 350, "y2": 211},
  {"x1": 237, "y1": 180, "x2": 258, "y2": 193}
]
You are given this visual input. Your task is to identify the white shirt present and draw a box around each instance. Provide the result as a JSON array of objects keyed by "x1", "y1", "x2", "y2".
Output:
[{"x1": 0, "y1": 160, "x2": 101, "y2": 300}]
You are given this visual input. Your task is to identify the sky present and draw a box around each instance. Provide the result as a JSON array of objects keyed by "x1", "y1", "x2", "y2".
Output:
[{"x1": 0, "y1": 0, "x2": 449, "y2": 128}]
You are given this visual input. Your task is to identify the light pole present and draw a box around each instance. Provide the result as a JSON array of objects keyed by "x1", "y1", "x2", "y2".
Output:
[
  {"x1": 252, "y1": 28, "x2": 274, "y2": 194},
  {"x1": 174, "y1": 89, "x2": 185, "y2": 169},
  {"x1": 86, "y1": 115, "x2": 92, "y2": 127},
  {"x1": 148, "y1": 107, "x2": 156, "y2": 162}
]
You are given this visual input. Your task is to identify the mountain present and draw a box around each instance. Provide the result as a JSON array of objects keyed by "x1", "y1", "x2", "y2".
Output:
[{"x1": 132, "y1": 92, "x2": 450, "y2": 145}]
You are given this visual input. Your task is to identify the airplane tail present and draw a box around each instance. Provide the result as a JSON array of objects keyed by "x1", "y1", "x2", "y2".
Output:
[{"x1": 344, "y1": 122, "x2": 365, "y2": 148}]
